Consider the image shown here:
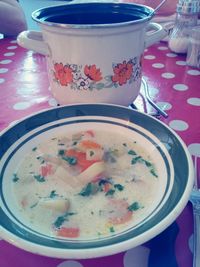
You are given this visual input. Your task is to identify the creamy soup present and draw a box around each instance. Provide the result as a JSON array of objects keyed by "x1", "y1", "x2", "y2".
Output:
[{"x1": 12, "y1": 129, "x2": 159, "y2": 239}]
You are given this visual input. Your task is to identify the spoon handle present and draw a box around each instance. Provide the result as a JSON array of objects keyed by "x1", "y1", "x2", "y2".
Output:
[
  {"x1": 142, "y1": 78, "x2": 168, "y2": 118},
  {"x1": 153, "y1": 0, "x2": 167, "y2": 15}
]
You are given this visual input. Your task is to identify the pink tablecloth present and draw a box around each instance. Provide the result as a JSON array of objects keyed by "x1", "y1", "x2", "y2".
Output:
[{"x1": 0, "y1": 37, "x2": 200, "y2": 267}]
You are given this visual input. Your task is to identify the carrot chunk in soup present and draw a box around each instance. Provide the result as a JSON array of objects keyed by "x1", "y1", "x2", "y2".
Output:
[
  {"x1": 12, "y1": 128, "x2": 159, "y2": 239},
  {"x1": 56, "y1": 227, "x2": 80, "y2": 238}
]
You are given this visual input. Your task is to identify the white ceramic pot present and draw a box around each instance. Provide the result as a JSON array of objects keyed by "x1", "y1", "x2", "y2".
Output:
[{"x1": 17, "y1": 2, "x2": 166, "y2": 106}]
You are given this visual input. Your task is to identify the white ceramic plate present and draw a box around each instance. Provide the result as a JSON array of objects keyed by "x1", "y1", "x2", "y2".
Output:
[{"x1": 0, "y1": 104, "x2": 194, "y2": 259}]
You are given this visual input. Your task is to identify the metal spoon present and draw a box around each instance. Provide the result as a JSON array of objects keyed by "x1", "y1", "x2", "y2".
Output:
[
  {"x1": 142, "y1": 78, "x2": 168, "y2": 118},
  {"x1": 151, "y1": 0, "x2": 167, "y2": 17}
]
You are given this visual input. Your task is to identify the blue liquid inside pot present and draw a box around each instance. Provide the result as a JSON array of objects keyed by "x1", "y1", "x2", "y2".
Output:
[{"x1": 32, "y1": 3, "x2": 153, "y2": 26}]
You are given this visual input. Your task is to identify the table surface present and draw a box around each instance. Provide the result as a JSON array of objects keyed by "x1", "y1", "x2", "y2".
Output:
[{"x1": 0, "y1": 37, "x2": 200, "y2": 267}]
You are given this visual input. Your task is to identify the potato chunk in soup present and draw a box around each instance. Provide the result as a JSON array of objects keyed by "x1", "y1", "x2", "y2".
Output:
[{"x1": 12, "y1": 129, "x2": 159, "y2": 239}]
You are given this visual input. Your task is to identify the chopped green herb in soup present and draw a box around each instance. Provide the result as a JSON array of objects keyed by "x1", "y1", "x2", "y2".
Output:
[{"x1": 12, "y1": 129, "x2": 159, "y2": 239}]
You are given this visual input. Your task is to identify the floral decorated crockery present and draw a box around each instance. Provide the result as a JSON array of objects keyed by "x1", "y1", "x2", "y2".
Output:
[
  {"x1": 53, "y1": 57, "x2": 142, "y2": 91},
  {"x1": 17, "y1": 2, "x2": 166, "y2": 105}
]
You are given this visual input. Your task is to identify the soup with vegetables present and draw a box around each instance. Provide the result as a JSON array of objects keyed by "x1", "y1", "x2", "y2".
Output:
[{"x1": 12, "y1": 129, "x2": 159, "y2": 239}]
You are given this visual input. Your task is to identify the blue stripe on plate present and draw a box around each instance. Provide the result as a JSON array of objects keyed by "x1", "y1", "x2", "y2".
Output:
[
  {"x1": 0, "y1": 119, "x2": 171, "y2": 245},
  {"x1": 0, "y1": 104, "x2": 190, "y2": 250}
]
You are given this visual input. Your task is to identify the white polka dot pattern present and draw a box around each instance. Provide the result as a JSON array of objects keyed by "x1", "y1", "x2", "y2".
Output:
[
  {"x1": 0, "y1": 68, "x2": 8, "y2": 73},
  {"x1": 176, "y1": 60, "x2": 186, "y2": 66},
  {"x1": 0, "y1": 78, "x2": 5, "y2": 84},
  {"x1": 166, "y1": 53, "x2": 177, "y2": 58},
  {"x1": 7, "y1": 46, "x2": 17, "y2": 50},
  {"x1": 149, "y1": 87, "x2": 159, "y2": 95},
  {"x1": 0, "y1": 38, "x2": 199, "y2": 267},
  {"x1": 187, "y1": 70, "x2": 200, "y2": 76},
  {"x1": 152, "y1": 63, "x2": 165, "y2": 69},
  {"x1": 188, "y1": 143, "x2": 200, "y2": 157},
  {"x1": 0, "y1": 59, "x2": 12, "y2": 64},
  {"x1": 13, "y1": 102, "x2": 31, "y2": 110},
  {"x1": 158, "y1": 46, "x2": 168, "y2": 50},
  {"x1": 156, "y1": 101, "x2": 172, "y2": 110},
  {"x1": 161, "y1": 72, "x2": 175, "y2": 79},
  {"x1": 4, "y1": 52, "x2": 15, "y2": 57},
  {"x1": 124, "y1": 246, "x2": 150, "y2": 267},
  {"x1": 48, "y1": 98, "x2": 58, "y2": 107},
  {"x1": 187, "y1": 98, "x2": 200, "y2": 106},
  {"x1": 57, "y1": 261, "x2": 84, "y2": 267},
  {"x1": 169, "y1": 120, "x2": 189, "y2": 131},
  {"x1": 144, "y1": 55, "x2": 156, "y2": 60},
  {"x1": 173, "y1": 84, "x2": 188, "y2": 91}
]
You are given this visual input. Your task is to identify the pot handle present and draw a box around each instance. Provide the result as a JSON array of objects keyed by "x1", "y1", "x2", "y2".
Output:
[
  {"x1": 17, "y1": 30, "x2": 49, "y2": 56},
  {"x1": 145, "y1": 22, "x2": 167, "y2": 48}
]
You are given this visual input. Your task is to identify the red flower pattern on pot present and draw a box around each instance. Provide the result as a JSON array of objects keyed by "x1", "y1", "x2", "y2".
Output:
[
  {"x1": 53, "y1": 56, "x2": 141, "y2": 91},
  {"x1": 84, "y1": 65, "x2": 102, "y2": 82},
  {"x1": 54, "y1": 63, "x2": 73, "y2": 86},
  {"x1": 111, "y1": 60, "x2": 133, "y2": 86}
]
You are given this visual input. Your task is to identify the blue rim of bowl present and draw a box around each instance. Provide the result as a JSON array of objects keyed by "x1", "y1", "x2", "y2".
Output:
[
  {"x1": 0, "y1": 104, "x2": 193, "y2": 258},
  {"x1": 0, "y1": 119, "x2": 170, "y2": 241}
]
